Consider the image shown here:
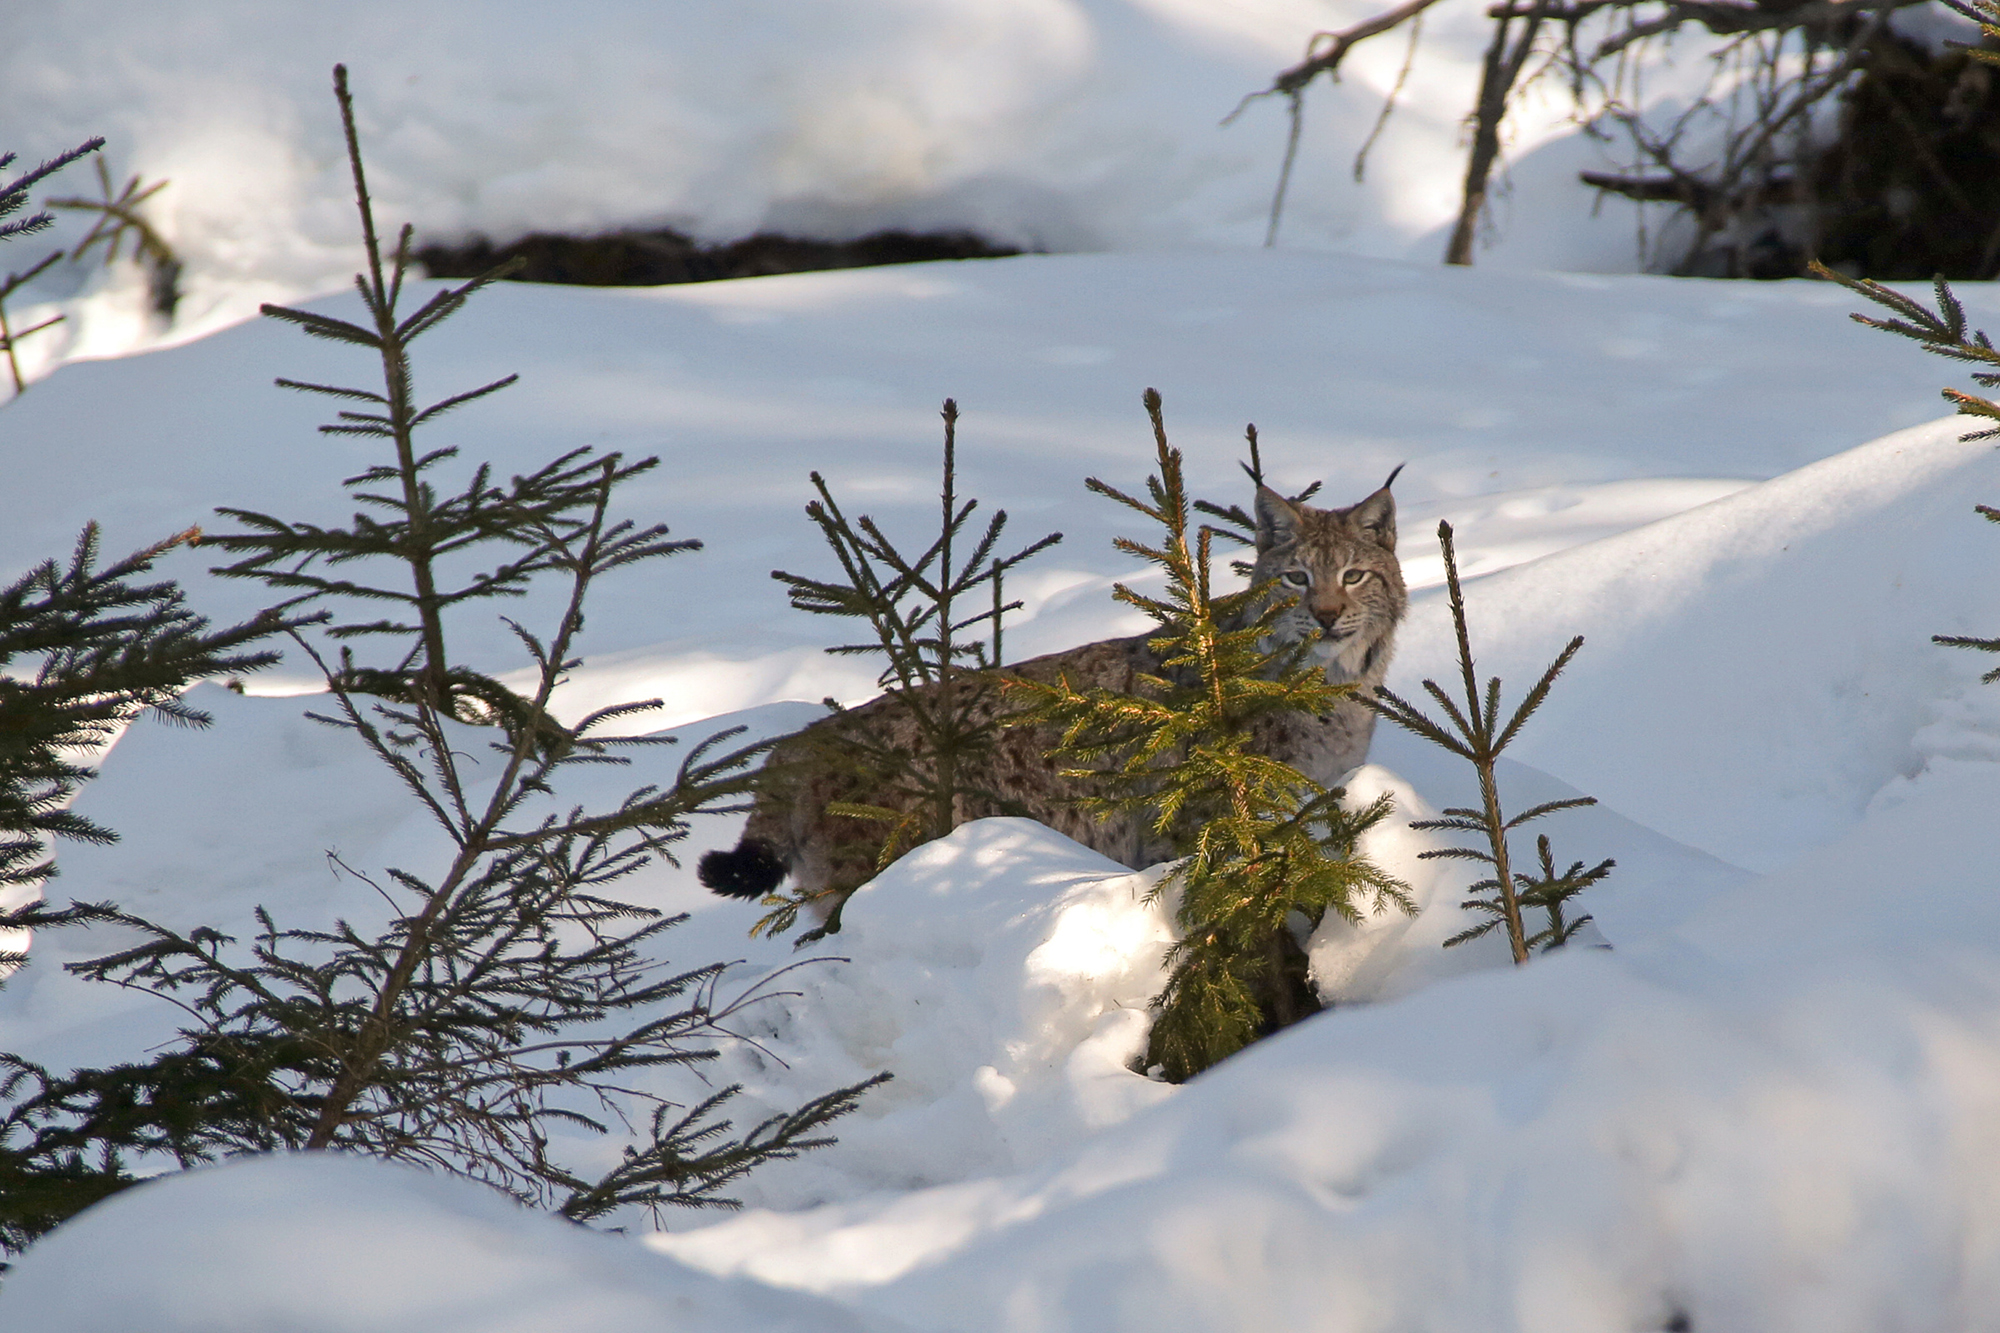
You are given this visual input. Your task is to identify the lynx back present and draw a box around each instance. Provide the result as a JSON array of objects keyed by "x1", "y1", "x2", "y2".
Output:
[{"x1": 698, "y1": 470, "x2": 1408, "y2": 922}]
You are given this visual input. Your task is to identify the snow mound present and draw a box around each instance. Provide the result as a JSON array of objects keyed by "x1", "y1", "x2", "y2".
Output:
[
  {"x1": 688, "y1": 759, "x2": 1746, "y2": 1210},
  {"x1": 1390, "y1": 415, "x2": 2000, "y2": 871},
  {"x1": 648, "y1": 758, "x2": 2000, "y2": 1333},
  {"x1": 0, "y1": 1152, "x2": 894, "y2": 1333},
  {"x1": 1, "y1": 0, "x2": 1664, "y2": 378},
  {"x1": 707, "y1": 818, "x2": 1180, "y2": 1205}
]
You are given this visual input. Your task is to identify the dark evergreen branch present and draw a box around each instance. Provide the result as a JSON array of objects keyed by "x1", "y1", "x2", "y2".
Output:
[
  {"x1": 275, "y1": 378, "x2": 388, "y2": 404},
  {"x1": 1366, "y1": 521, "x2": 1607, "y2": 963},
  {"x1": 1504, "y1": 796, "x2": 1598, "y2": 829},
  {"x1": 0, "y1": 69, "x2": 876, "y2": 1240},
  {"x1": 1813, "y1": 262, "x2": 2000, "y2": 439},
  {"x1": 0, "y1": 139, "x2": 104, "y2": 243},
  {"x1": 257, "y1": 303, "x2": 383, "y2": 349}
]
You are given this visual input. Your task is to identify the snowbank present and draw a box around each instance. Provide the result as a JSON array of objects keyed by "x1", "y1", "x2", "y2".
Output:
[
  {"x1": 706, "y1": 820, "x2": 1179, "y2": 1202},
  {"x1": 0, "y1": 251, "x2": 1982, "y2": 709},
  {"x1": 1390, "y1": 415, "x2": 2000, "y2": 872},
  {"x1": 6, "y1": 224, "x2": 2000, "y2": 1326},
  {"x1": 642, "y1": 754, "x2": 2000, "y2": 1333},
  {"x1": 17, "y1": 739, "x2": 2000, "y2": 1333},
  {"x1": 0, "y1": 1152, "x2": 893, "y2": 1333},
  {"x1": 0, "y1": 0, "x2": 1698, "y2": 380}
]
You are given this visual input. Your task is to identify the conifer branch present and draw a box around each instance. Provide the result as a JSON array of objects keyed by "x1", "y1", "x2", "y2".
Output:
[
  {"x1": 0, "y1": 139, "x2": 105, "y2": 243},
  {"x1": 1817, "y1": 263, "x2": 2000, "y2": 678},
  {"x1": 1366, "y1": 521, "x2": 1608, "y2": 963},
  {"x1": 47, "y1": 156, "x2": 181, "y2": 319},
  {"x1": 2, "y1": 68, "x2": 879, "y2": 1240},
  {"x1": 757, "y1": 399, "x2": 1062, "y2": 933},
  {"x1": 258, "y1": 304, "x2": 384, "y2": 348},
  {"x1": 0, "y1": 525, "x2": 296, "y2": 899},
  {"x1": 1811, "y1": 261, "x2": 2000, "y2": 440},
  {"x1": 275, "y1": 378, "x2": 389, "y2": 404},
  {"x1": 1015, "y1": 390, "x2": 1410, "y2": 1081},
  {"x1": 411, "y1": 374, "x2": 520, "y2": 426}
]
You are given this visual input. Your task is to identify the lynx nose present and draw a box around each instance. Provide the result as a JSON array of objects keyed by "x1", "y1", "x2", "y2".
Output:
[{"x1": 1315, "y1": 606, "x2": 1346, "y2": 635}]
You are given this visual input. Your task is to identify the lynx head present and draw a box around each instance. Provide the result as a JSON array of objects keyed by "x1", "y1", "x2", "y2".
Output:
[{"x1": 1248, "y1": 468, "x2": 1408, "y2": 685}]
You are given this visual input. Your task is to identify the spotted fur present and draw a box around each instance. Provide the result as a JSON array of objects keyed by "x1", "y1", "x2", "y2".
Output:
[{"x1": 698, "y1": 473, "x2": 1407, "y2": 918}]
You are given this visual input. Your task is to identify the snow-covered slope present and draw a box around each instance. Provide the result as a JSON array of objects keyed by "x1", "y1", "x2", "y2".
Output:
[
  {"x1": 0, "y1": 250, "x2": 1982, "y2": 706},
  {"x1": 0, "y1": 1152, "x2": 896, "y2": 1333},
  {"x1": 0, "y1": 0, "x2": 1722, "y2": 381},
  {"x1": 4, "y1": 248, "x2": 2000, "y2": 1329}
]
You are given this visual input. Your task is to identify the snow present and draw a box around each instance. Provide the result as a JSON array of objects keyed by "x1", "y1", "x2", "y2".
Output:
[
  {"x1": 0, "y1": 1152, "x2": 894, "y2": 1333},
  {"x1": 0, "y1": 253, "x2": 1980, "y2": 708},
  {"x1": 2, "y1": 0, "x2": 1816, "y2": 384},
  {"x1": 6, "y1": 252, "x2": 1998, "y2": 1329},
  {"x1": 6, "y1": 3, "x2": 2000, "y2": 1329}
]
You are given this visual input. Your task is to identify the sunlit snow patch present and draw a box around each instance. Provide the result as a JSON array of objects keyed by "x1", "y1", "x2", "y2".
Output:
[
  {"x1": 0, "y1": 1152, "x2": 888, "y2": 1333},
  {"x1": 697, "y1": 818, "x2": 1180, "y2": 1208}
]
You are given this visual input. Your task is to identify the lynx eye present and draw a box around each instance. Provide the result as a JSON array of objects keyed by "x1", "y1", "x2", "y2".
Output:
[
  {"x1": 1341, "y1": 569, "x2": 1369, "y2": 586},
  {"x1": 1282, "y1": 571, "x2": 1310, "y2": 587}
]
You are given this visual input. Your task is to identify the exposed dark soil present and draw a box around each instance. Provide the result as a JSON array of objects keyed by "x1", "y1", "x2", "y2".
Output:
[{"x1": 416, "y1": 226, "x2": 1024, "y2": 287}]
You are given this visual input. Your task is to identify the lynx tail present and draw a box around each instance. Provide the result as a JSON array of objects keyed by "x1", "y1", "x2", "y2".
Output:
[{"x1": 698, "y1": 840, "x2": 788, "y2": 900}]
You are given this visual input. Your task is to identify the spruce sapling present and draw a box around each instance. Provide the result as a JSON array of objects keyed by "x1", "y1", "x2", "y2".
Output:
[
  {"x1": 1018, "y1": 389, "x2": 1410, "y2": 1083},
  {"x1": 0, "y1": 532, "x2": 296, "y2": 1252},
  {"x1": 0, "y1": 137, "x2": 296, "y2": 1248},
  {"x1": 754, "y1": 399, "x2": 1060, "y2": 936},
  {"x1": 48, "y1": 156, "x2": 181, "y2": 321},
  {"x1": 5, "y1": 66, "x2": 883, "y2": 1240},
  {"x1": 1367, "y1": 521, "x2": 1610, "y2": 963},
  {"x1": 0, "y1": 138, "x2": 105, "y2": 393},
  {"x1": 1811, "y1": 261, "x2": 2000, "y2": 677}
]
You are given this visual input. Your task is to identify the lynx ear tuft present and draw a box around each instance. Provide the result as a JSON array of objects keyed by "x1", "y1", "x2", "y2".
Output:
[
  {"x1": 1254, "y1": 485, "x2": 1304, "y2": 553},
  {"x1": 1349, "y1": 481, "x2": 1398, "y2": 553},
  {"x1": 698, "y1": 840, "x2": 788, "y2": 899}
]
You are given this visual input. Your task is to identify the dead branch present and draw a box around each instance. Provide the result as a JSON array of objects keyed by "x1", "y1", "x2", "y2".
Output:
[
  {"x1": 1490, "y1": 0, "x2": 1929, "y2": 36},
  {"x1": 1447, "y1": 0, "x2": 1553, "y2": 264},
  {"x1": 1227, "y1": 0, "x2": 1453, "y2": 113},
  {"x1": 1224, "y1": 0, "x2": 1452, "y2": 246}
]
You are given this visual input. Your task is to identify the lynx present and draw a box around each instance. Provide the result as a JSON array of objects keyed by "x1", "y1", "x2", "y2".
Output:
[{"x1": 698, "y1": 472, "x2": 1408, "y2": 921}]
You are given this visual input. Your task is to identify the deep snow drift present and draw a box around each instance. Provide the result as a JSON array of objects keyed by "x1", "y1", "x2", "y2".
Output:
[
  {"x1": 6, "y1": 0, "x2": 1925, "y2": 384},
  {"x1": 3, "y1": 234, "x2": 2000, "y2": 1329}
]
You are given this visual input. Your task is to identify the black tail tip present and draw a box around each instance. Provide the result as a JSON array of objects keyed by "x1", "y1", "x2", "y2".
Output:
[{"x1": 698, "y1": 840, "x2": 787, "y2": 900}]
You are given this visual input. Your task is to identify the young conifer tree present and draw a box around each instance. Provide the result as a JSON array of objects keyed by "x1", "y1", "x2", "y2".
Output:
[
  {"x1": 1810, "y1": 261, "x2": 2000, "y2": 676},
  {"x1": 0, "y1": 139, "x2": 297, "y2": 1249},
  {"x1": 1016, "y1": 390, "x2": 1411, "y2": 1083},
  {"x1": 1366, "y1": 521, "x2": 1610, "y2": 962},
  {"x1": 48, "y1": 156, "x2": 181, "y2": 321},
  {"x1": 752, "y1": 399, "x2": 1060, "y2": 936},
  {"x1": 0, "y1": 68, "x2": 882, "y2": 1246},
  {"x1": 0, "y1": 137, "x2": 102, "y2": 393}
]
